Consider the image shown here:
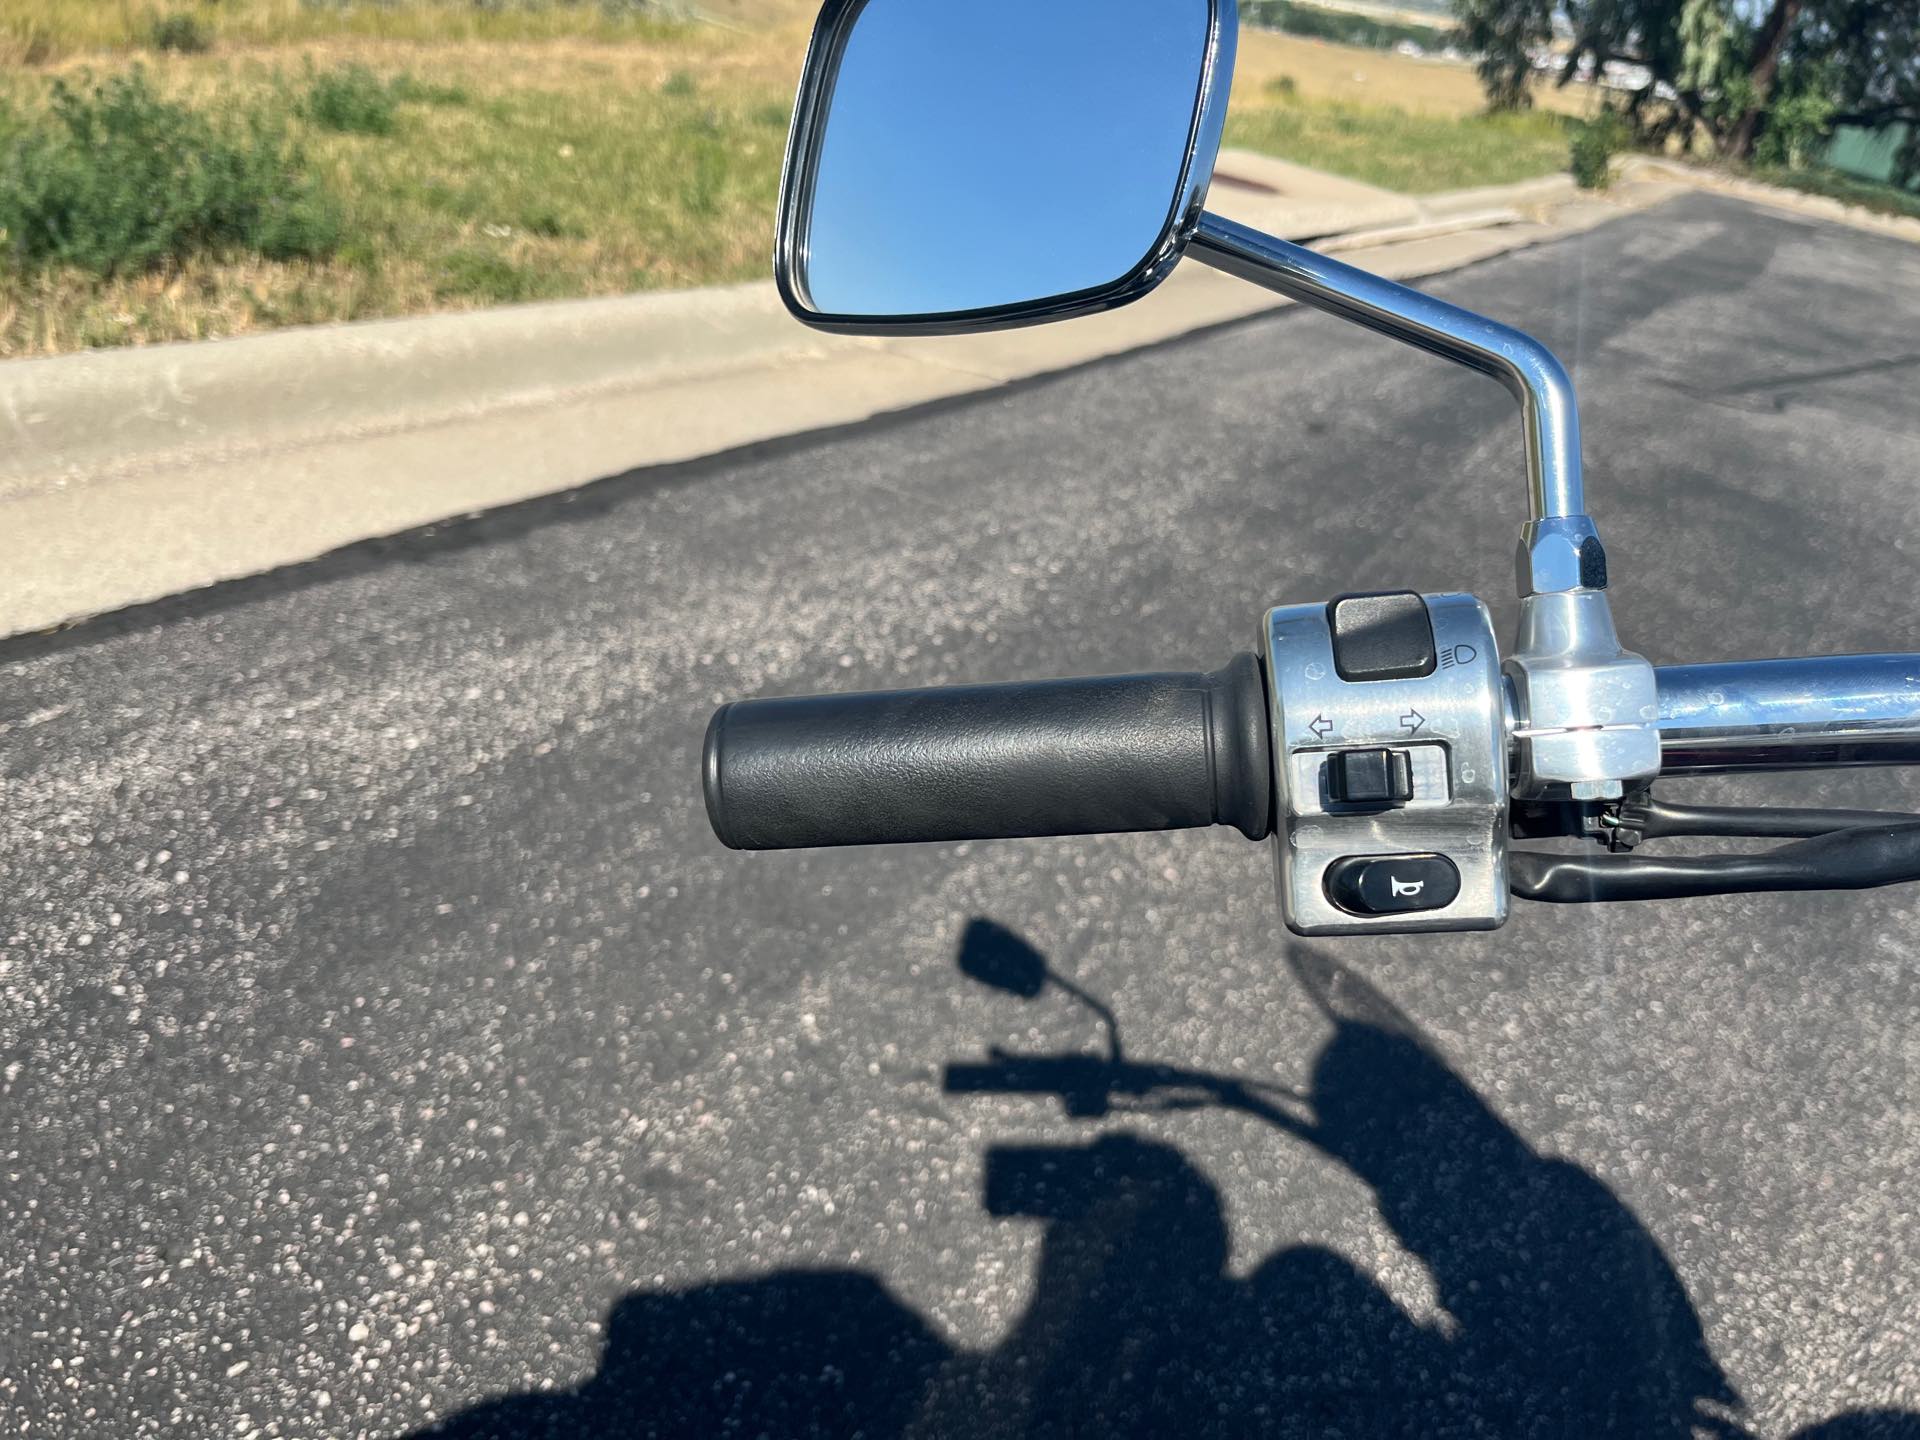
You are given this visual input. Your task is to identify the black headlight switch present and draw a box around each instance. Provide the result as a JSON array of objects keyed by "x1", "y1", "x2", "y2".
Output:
[{"x1": 1327, "y1": 592, "x2": 1436, "y2": 682}]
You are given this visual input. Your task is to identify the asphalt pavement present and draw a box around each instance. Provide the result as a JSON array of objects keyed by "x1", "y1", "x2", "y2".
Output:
[{"x1": 5, "y1": 191, "x2": 1920, "y2": 1438}]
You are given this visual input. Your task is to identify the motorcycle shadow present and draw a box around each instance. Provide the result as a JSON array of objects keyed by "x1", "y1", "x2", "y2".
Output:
[{"x1": 414, "y1": 924, "x2": 1918, "y2": 1440}]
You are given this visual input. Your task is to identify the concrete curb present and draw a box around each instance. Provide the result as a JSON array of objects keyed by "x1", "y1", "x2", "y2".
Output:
[
  {"x1": 1417, "y1": 173, "x2": 1578, "y2": 220},
  {"x1": 1321, "y1": 210, "x2": 1527, "y2": 253},
  {"x1": 1620, "y1": 157, "x2": 1920, "y2": 244},
  {"x1": 0, "y1": 283, "x2": 836, "y2": 503},
  {"x1": 0, "y1": 166, "x2": 1674, "y2": 638}
]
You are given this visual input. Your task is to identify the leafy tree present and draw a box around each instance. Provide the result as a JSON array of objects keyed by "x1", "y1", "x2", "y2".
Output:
[
  {"x1": 1790, "y1": 0, "x2": 1920, "y2": 182},
  {"x1": 1452, "y1": 0, "x2": 1554, "y2": 108},
  {"x1": 1724, "y1": 0, "x2": 1805, "y2": 157},
  {"x1": 1449, "y1": 0, "x2": 1919, "y2": 171}
]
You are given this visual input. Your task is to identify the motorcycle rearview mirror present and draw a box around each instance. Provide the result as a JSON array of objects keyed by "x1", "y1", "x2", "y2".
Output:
[
  {"x1": 776, "y1": 0, "x2": 1235, "y2": 333},
  {"x1": 707, "y1": 0, "x2": 1749, "y2": 931}
]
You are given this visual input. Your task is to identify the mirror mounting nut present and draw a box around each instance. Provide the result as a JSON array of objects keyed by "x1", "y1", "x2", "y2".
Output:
[{"x1": 1517, "y1": 515, "x2": 1608, "y2": 597}]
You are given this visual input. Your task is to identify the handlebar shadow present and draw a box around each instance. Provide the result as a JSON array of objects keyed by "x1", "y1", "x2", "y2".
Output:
[{"x1": 412, "y1": 918, "x2": 1918, "y2": 1440}]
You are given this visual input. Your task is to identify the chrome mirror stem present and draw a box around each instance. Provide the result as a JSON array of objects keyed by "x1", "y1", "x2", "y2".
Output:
[
  {"x1": 1188, "y1": 210, "x2": 1660, "y2": 797},
  {"x1": 1190, "y1": 211, "x2": 1583, "y2": 521}
]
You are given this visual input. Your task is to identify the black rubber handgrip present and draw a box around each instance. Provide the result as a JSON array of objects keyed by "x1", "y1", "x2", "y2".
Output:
[{"x1": 704, "y1": 653, "x2": 1272, "y2": 850}]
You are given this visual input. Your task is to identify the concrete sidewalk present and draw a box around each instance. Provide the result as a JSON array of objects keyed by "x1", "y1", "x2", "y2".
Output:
[{"x1": 0, "y1": 160, "x2": 1678, "y2": 638}]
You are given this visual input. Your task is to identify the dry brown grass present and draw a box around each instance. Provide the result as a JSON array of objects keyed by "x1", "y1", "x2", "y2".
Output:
[
  {"x1": 7, "y1": 1, "x2": 626, "y2": 64},
  {"x1": 17, "y1": 26, "x2": 805, "y2": 97},
  {"x1": 0, "y1": 258, "x2": 368, "y2": 356},
  {"x1": 1233, "y1": 28, "x2": 1603, "y2": 119},
  {"x1": 1, "y1": 0, "x2": 822, "y2": 65}
]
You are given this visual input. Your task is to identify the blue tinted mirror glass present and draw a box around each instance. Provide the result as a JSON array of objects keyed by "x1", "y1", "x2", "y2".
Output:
[{"x1": 795, "y1": 0, "x2": 1216, "y2": 320}]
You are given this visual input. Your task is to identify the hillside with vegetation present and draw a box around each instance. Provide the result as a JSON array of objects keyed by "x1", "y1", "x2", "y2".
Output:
[{"x1": 0, "y1": 0, "x2": 1599, "y2": 357}]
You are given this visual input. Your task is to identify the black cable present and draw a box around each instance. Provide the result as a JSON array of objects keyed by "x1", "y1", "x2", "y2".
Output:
[
  {"x1": 1619, "y1": 797, "x2": 1920, "y2": 841},
  {"x1": 1511, "y1": 822, "x2": 1920, "y2": 903}
]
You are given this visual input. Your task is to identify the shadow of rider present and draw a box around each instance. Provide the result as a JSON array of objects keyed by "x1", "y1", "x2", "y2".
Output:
[
  {"x1": 413, "y1": 927, "x2": 1919, "y2": 1440},
  {"x1": 1277, "y1": 949, "x2": 1737, "y2": 1437}
]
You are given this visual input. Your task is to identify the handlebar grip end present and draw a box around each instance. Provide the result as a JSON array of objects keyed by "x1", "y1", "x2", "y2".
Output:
[
  {"x1": 703, "y1": 702, "x2": 746, "y2": 851},
  {"x1": 1213, "y1": 649, "x2": 1273, "y2": 843}
]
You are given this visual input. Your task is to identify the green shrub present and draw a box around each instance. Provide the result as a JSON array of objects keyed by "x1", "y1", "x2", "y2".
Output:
[
  {"x1": 1264, "y1": 74, "x2": 1299, "y2": 100},
  {"x1": 1753, "y1": 85, "x2": 1836, "y2": 171},
  {"x1": 305, "y1": 64, "x2": 398, "y2": 136},
  {"x1": 147, "y1": 13, "x2": 211, "y2": 55},
  {"x1": 1570, "y1": 112, "x2": 1628, "y2": 189},
  {"x1": 0, "y1": 69, "x2": 340, "y2": 277},
  {"x1": 660, "y1": 70, "x2": 698, "y2": 98}
]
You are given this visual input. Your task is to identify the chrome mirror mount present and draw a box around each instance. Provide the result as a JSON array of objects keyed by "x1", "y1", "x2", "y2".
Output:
[{"x1": 1186, "y1": 213, "x2": 1660, "y2": 800}]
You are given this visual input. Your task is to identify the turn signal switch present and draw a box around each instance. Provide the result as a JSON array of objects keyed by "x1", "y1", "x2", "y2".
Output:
[{"x1": 1325, "y1": 748, "x2": 1415, "y2": 806}]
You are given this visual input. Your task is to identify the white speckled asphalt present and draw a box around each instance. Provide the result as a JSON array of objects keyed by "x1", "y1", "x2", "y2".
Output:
[{"x1": 3, "y1": 193, "x2": 1918, "y2": 1439}]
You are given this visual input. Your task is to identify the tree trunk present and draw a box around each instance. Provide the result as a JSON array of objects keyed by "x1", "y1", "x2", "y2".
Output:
[{"x1": 1726, "y1": 0, "x2": 1804, "y2": 159}]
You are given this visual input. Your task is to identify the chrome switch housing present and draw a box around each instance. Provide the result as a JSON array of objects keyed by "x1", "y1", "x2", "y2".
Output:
[{"x1": 1264, "y1": 592, "x2": 1509, "y2": 935}]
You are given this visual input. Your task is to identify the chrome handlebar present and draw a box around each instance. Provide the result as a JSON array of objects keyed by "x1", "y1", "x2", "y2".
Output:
[
  {"x1": 1654, "y1": 655, "x2": 1920, "y2": 775},
  {"x1": 701, "y1": 633, "x2": 1920, "y2": 929}
]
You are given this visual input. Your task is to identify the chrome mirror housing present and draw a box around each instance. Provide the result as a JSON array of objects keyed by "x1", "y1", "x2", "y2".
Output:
[{"x1": 775, "y1": 0, "x2": 1236, "y2": 334}]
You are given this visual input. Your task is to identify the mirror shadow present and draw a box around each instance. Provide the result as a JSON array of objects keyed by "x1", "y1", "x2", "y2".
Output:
[{"x1": 413, "y1": 921, "x2": 1919, "y2": 1439}]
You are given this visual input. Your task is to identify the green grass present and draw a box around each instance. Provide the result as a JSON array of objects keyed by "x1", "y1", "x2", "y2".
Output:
[
  {"x1": 1758, "y1": 165, "x2": 1920, "y2": 223},
  {"x1": 330, "y1": 70, "x2": 790, "y2": 297},
  {"x1": 0, "y1": 57, "x2": 791, "y2": 354},
  {"x1": 1227, "y1": 98, "x2": 1574, "y2": 192}
]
